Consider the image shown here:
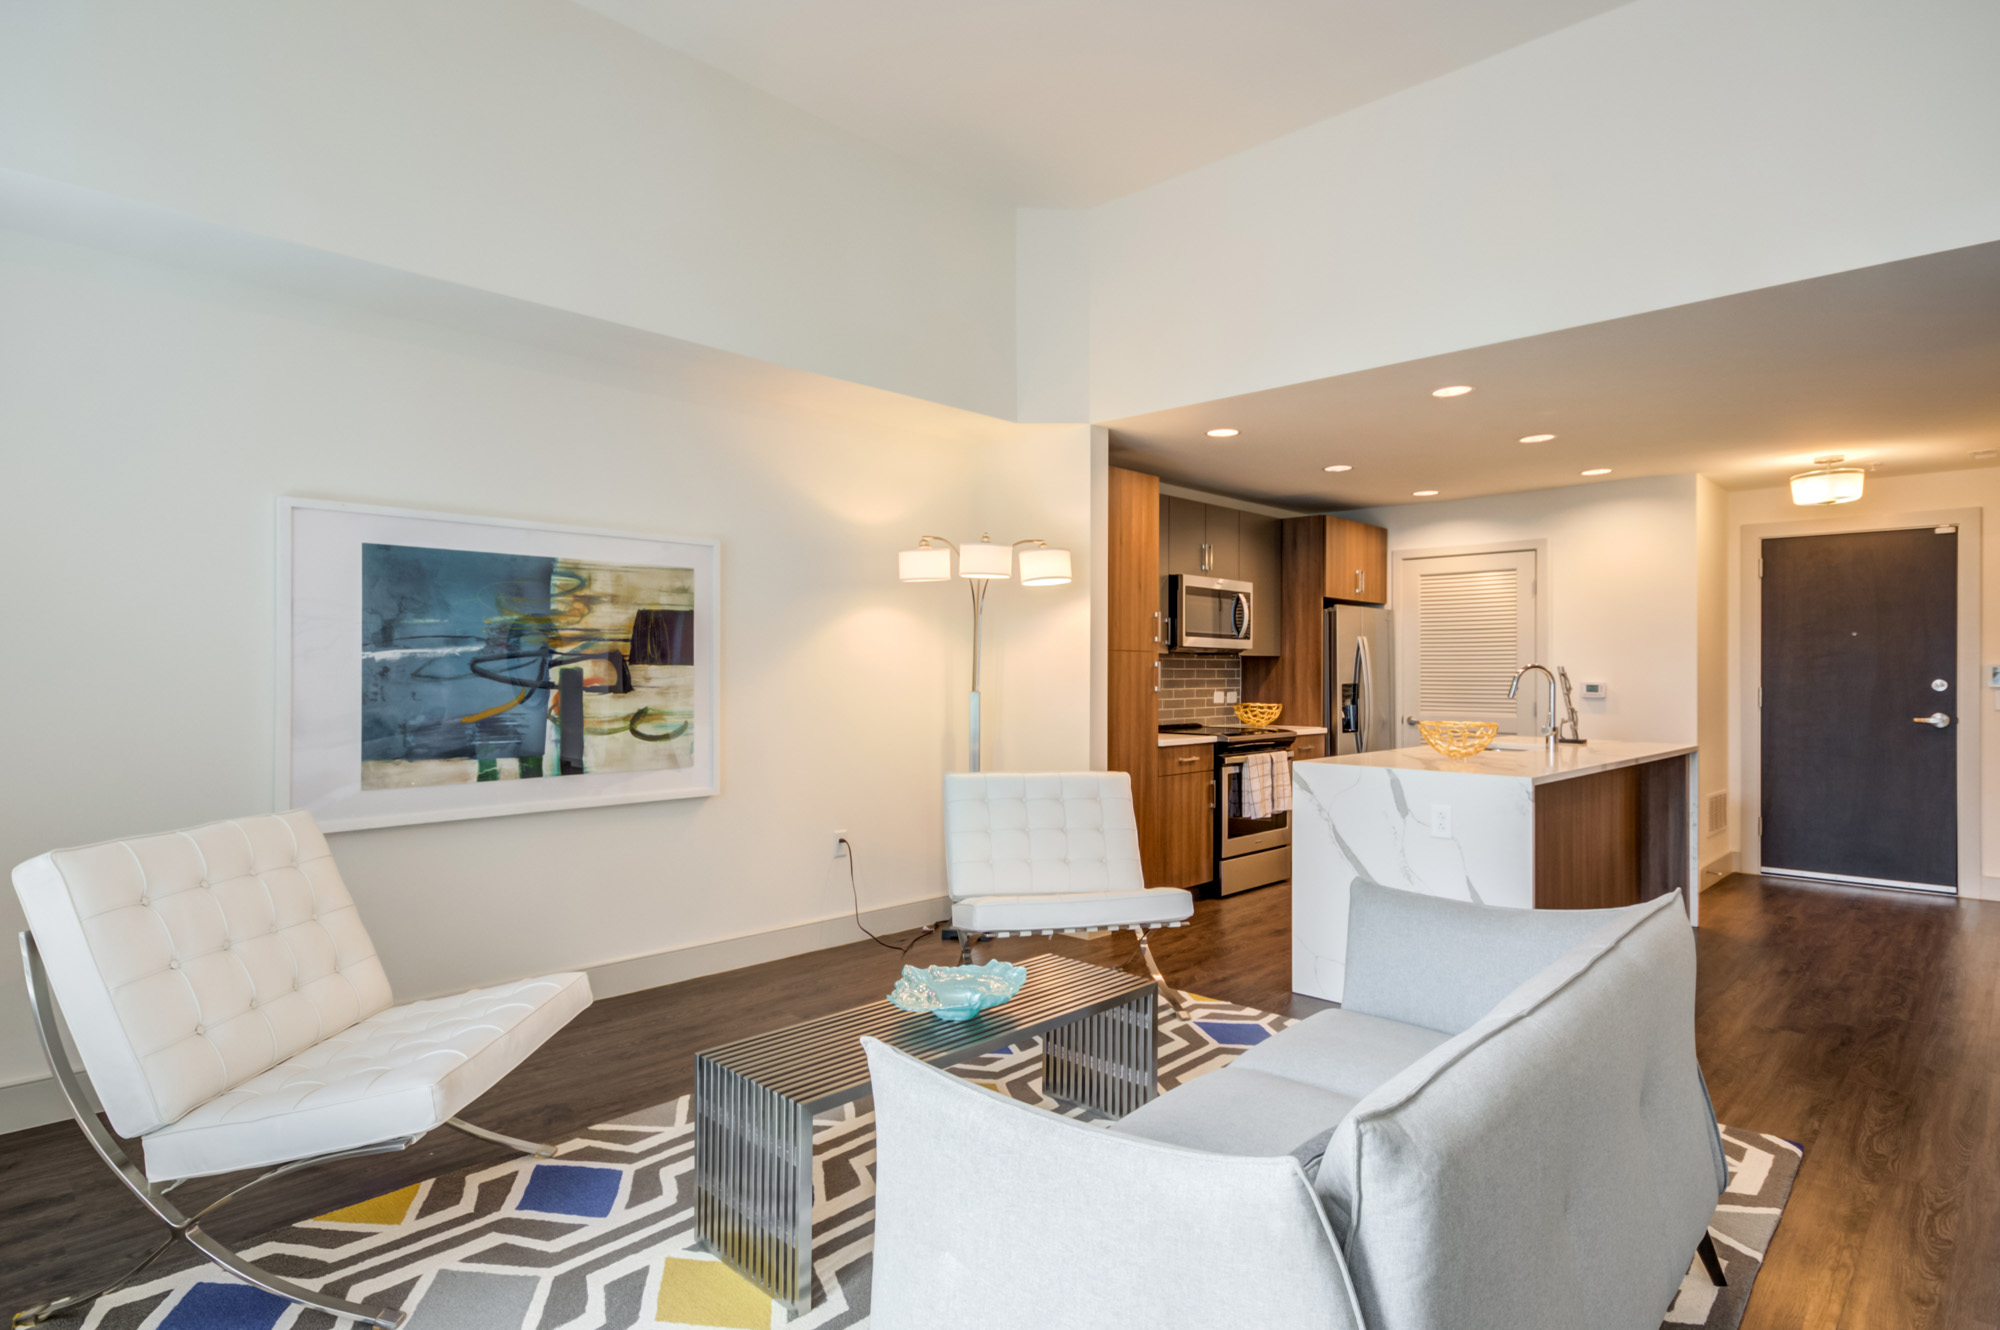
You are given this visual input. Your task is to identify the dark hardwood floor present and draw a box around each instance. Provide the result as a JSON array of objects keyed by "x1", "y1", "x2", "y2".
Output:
[{"x1": 4, "y1": 873, "x2": 1996, "y2": 1328}]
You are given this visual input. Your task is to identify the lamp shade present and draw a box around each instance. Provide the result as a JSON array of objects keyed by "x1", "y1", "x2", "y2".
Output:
[
  {"x1": 1790, "y1": 465, "x2": 1865, "y2": 506},
  {"x1": 898, "y1": 544, "x2": 952, "y2": 582},
  {"x1": 958, "y1": 539, "x2": 1012, "y2": 579},
  {"x1": 1018, "y1": 546, "x2": 1072, "y2": 585}
]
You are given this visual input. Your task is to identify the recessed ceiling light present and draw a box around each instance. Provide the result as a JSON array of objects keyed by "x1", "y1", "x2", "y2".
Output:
[
  {"x1": 1413, "y1": 489, "x2": 1439, "y2": 497},
  {"x1": 1324, "y1": 464, "x2": 1352, "y2": 472},
  {"x1": 1581, "y1": 468, "x2": 1612, "y2": 476},
  {"x1": 1206, "y1": 428, "x2": 1239, "y2": 438},
  {"x1": 1431, "y1": 385, "x2": 1473, "y2": 398},
  {"x1": 1519, "y1": 434, "x2": 1556, "y2": 443}
]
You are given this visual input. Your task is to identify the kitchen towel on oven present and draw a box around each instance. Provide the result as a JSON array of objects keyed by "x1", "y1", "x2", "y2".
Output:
[{"x1": 1233, "y1": 751, "x2": 1292, "y2": 819}]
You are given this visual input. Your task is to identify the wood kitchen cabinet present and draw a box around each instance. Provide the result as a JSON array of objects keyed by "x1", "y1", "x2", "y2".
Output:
[
  {"x1": 1289, "y1": 732, "x2": 1325, "y2": 761},
  {"x1": 1148, "y1": 766, "x2": 1215, "y2": 889},
  {"x1": 1109, "y1": 467, "x2": 1163, "y2": 653},
  {"x1": 1243, "y1": 514, "x2": 1387, "y2": 724},
  {"x1": 1160, "y1": 496, "x2": 1241, "y2": 579},
  {"x1": 1326, "y1": 515, "x2": 1388, "y2": 606}
]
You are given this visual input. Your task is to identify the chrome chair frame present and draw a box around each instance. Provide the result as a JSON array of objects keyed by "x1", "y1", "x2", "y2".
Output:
[
  {"x1": 14, "y1": 932, "x2": 556, "y2": 1330},
  {"x1": 956, "y1": 920, "x2": 1194, "y2": 1019}
]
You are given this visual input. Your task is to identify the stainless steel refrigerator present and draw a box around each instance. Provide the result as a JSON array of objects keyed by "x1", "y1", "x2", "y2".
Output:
[{"x1": 1326, "y1": 604, "x2": 1395, "y2": 755}]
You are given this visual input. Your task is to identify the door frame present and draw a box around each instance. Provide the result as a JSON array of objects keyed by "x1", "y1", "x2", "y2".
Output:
[
  {"x1": 1389, "y1": 539, "x2": 1549, "y2": 741},
  {"x1": 1739, "y1": 507, "x2": 1981, "y2": 894}
]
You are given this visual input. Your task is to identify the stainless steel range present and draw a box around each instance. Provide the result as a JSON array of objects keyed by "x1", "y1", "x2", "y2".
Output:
[{"x1": 1160, "y1": 724, "x2": 1296, "y2": 895}]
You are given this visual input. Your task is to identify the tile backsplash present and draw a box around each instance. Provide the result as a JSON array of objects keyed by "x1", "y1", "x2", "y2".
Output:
[{"x1": 1158, "y1": 653, "x2": 1245, "y2": 726}]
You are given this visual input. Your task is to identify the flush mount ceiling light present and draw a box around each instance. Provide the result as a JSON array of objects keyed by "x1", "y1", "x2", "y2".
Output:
[
  {"x1": 1206, "y1": 428, "x2": 1239, "y2": 437},
  {"x1": 1413, "y1": 489, "x2": 1440, "y2": 497},
  {"x1": 1581, "y1": 468, "x2": 1612, "y2": 476},
  {"x1": 1324, "y1": 464, "x2": 1352, "y2": 472},
  {"x1": 1431, "y1": 385, "x2": 1474, "y2": 398},
  {"x1": 1790, "y1": 455, "x2": 1865, "y2": 506},
  {"x1": 1519, "y1": 434, "x2": 1557, "y2": 443}
]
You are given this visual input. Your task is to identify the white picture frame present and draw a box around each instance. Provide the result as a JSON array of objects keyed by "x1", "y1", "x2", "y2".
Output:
[{"x1": 278, "y1": 498, "x2": 721, "y2": 831}]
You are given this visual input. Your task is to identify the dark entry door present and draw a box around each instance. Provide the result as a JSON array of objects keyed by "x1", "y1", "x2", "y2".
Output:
[{"x1": 1761, "y1": 527, "x2": 1957, "y2": 890}]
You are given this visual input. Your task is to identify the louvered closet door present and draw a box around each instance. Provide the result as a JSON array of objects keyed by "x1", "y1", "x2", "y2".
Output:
[{"x1": 1393, "y1": 550, "x2": 1539, "y2": 743}]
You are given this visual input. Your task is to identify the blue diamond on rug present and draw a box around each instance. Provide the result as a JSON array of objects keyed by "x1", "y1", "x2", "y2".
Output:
[
  {"x1": 1195, "y1": 1020, "x2": 1272, "y2": 1047},
  {"x1": 158, "y1": 1282, "x2": 290, "y2": 1330},
  {"x1": 517, "y1": 1162, "x2": 622, "y2": 1218}
]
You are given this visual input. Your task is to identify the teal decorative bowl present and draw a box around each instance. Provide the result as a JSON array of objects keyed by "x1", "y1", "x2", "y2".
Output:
[{"x1": 887, "y1": 960, "x2": 1029, "y2": 1022}]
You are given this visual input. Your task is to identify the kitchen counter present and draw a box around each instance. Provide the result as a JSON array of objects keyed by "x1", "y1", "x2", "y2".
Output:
[
  {"x1": 1292, "y1": 737, "x2": 1699, "y2": 1002},
  {"x1": 1158, "y1": 724, "x2": 1327, "y2": 747}
]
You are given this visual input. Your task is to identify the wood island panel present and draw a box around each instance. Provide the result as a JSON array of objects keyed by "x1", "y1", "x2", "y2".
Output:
[{"x1": 1533, "y1": 766, "x2": 1641, "y2": 909}]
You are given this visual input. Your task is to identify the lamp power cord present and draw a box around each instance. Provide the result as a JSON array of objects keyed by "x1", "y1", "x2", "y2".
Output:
[{"x1": 840, "y1": 836, "x2": 933, "y2": 960}]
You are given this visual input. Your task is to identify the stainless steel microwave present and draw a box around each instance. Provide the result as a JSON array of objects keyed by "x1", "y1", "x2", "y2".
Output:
[{"x1": 1168, "y1": 574, "x2": 1254, "y2": 651}]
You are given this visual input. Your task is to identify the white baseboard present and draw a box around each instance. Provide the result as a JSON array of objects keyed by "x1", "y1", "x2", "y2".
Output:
[
  {"x1": 0, "y1": 894, "x2": 950, "y2": 1139},
  {"x1": 582, "y1": 895, "x2": 949, "y2": 999},
  {"x1": 1699, "y1": 851, "x2": 1739, "y2": 890}
]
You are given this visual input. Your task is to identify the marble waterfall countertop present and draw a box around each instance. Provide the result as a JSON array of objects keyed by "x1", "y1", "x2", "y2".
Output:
[
  {"x1": 1291, "y1": 736, "x2": 1700, "y2": 1002},
  {"x1": 1306, "y1": 738, "x2": 1695, "y2": 784}
]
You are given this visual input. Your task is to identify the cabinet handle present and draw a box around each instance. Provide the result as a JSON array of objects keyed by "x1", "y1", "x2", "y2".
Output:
[
  {"x1": 1153, "y1": 609, "x2": 1161, "y2": 643},
  {"x1": 1354, "y1": 569, "x2": 1364, "y2": 595},
  {"x1": 1209, "y1": 778, "x2": 1216, "y2": 810},
  {"x1": 1153, "y1": 661, "x2": 1160, "y2": 693},
  {"x1": 1200, "y1": 542, "x2": 1211, "y2": 573},
  {"x1": 1176, "y1": 752, "x2": 1203, "y2": 764}
]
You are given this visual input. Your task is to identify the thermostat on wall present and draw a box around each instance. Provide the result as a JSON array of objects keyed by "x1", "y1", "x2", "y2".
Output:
[
  {"x1": 1579, "y1": 681, "x2": 1608, "y2": 700},
  {"x1": 1988, "y1": 665, "x2": 2000, "y2": 688}
]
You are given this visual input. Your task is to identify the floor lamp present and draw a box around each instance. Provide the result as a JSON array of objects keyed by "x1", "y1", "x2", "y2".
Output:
[{"x1": 899, "y1": 534, "x2": 1072, "y2": 771}]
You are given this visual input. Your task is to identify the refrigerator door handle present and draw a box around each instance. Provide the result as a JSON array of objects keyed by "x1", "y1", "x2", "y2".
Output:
[{"x1": 1355, "y1": 636, "x2": 1374, "y2": 753}]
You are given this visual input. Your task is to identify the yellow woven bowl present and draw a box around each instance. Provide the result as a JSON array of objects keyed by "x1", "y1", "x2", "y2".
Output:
[
  {"x1": 1234, "y1": 702, "x2": 1283, "y2": 728},
  {"x1": 1417, "y1": 720, "x2": 1500, "y2": 758}
]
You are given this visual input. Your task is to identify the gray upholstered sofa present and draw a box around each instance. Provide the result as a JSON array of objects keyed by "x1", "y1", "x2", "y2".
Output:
[{"x1": 863, "y1": 881, "x2": 1727, "y2": 1330}]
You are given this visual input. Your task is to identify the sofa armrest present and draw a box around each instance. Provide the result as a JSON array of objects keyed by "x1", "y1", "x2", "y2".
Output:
[
  {"x1": 1342, "y1": 879, "x2": 1661, "y2": 1034},
  {"x1": 861, "y1": 1038, "x2": 1364, "y2": 1330}
]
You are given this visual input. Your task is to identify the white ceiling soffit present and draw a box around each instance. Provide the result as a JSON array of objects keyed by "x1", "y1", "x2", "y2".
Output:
[
  {"x1": 572, "y1": 0, "x2": 1637, "y2": 207},
  {"x1": 1106, "y1": 240, "x2": 2000, "y2": 510}
]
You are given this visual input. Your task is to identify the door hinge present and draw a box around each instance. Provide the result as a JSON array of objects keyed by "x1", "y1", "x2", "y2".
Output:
[
  {"x1": 1757, "y1": 556, "x2": 1764, "y2": 577},
  {"x1": 1757, "y1": 815, "x2": 1763, "y2": 835},
  {"x1": 1757, "y1": 686, "x2": 1762, "y2": 707}
]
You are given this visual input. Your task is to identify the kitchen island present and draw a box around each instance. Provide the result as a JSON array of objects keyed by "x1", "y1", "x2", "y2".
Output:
[{"x1": 1292, "y1": 739, "x2": 1698, "y2": 1002}]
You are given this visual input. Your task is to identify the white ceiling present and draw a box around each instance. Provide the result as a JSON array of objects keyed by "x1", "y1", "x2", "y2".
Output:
[
  {"x1": 574, "y1": 0, "x2": 1637, "y2": 206},
  {"x1": 1106, "y1": 241, "x2": 2000, "y2": 510}
]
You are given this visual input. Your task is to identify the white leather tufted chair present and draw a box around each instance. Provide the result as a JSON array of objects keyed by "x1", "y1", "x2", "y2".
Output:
[
  {"x1": 944, "y1": 772, "x2": 1195, "y2": 1015},
  {"x1": 12, "y1": 810, "x2": 593, "y2": 1329}
]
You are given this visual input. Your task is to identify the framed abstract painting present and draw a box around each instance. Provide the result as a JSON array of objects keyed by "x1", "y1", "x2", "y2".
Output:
[{"x1": 280, "y1": 499, "x2": 720, "y2": 830}]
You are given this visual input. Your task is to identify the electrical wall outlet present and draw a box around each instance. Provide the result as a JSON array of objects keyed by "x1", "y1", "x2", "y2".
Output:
[
  {"x1": 1429, "y1": 804, "x2": 1452, "y2": 838},
  {"x1": 1227, "y1": 689, "x2": 1240, "y2": 703},
  {"x1": 1213, "y1": 690, "x2": 1227, "y2": 703}
]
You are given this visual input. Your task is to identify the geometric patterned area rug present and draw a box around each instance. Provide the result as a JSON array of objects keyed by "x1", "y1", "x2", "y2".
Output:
[{"x1": 73, "y1": 997, "x2": 1796, "y2": 1330}]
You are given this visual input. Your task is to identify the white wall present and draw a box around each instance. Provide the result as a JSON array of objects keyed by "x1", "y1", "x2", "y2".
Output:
[
  {"x1": 0, "y1": 224, "x2": 1091, "y2": 1120},
  {"x1": 1078, "y1": 0, "x2": 2000, "y2": 420},
  {"x1": 1015, "y1": 209, "x2": 1091, "y2": 423},
  {"x1": 0, "y1": 0, "x2": 1018, "y2": 419},
  {"x1": 1727, "y1": 468, "x2": 2000, "y2": 899},
  {"x1": 1345, "y1": 475, "x2": 1701, "y2": 747}
]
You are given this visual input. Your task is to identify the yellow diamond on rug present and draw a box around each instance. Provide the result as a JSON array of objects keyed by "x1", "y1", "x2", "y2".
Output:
[
  {"x1": 656, "y1": 1255, "x2": 772, "y2": 1328},
  {"x1": 315, "y1": 1182, "x2": 420, "y2": 1227}
]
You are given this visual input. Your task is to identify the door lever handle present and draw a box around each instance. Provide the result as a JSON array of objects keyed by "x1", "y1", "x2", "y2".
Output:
[{"x1": 1913, "y1": 712, "x2": 1952, "y2": 728}]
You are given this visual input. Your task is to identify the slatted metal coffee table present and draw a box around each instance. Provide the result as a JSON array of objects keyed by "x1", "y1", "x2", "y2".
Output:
[{"x1": 693, "y1": 953, "x2": 1157, "y2": 1314}]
